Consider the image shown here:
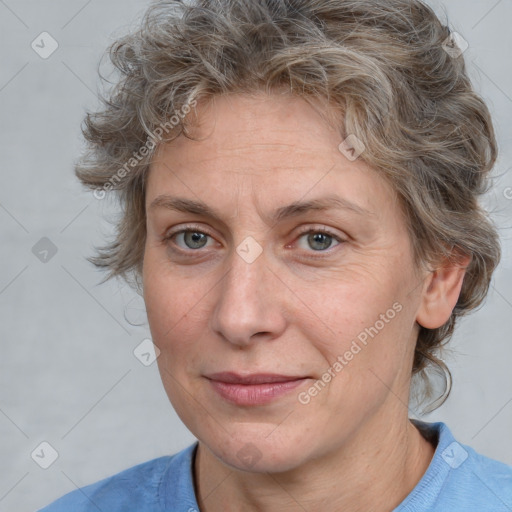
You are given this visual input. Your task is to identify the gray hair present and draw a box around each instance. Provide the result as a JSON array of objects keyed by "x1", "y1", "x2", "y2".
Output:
[{"x1": 75, "y1": 0, "x2": 501, "y2": 410}]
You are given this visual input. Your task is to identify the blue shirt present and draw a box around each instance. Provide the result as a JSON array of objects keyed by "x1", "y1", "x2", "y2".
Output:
[{"x1": 38, "y1": 422, "x2": 512, "y2": 511}]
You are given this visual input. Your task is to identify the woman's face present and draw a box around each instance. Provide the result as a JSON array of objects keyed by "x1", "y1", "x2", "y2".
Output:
[{"x1": 143, "y1": 92, "x2": 427, "y2": 472}]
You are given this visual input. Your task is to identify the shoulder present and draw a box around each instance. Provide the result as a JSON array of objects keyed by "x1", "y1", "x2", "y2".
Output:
[
  {"x1": 454, "y1": 441, "x2": 512, "y2": 505},
  {"x1": 399, "y1": 421, "x2": 512, "y2": 512},
  {"x1": 38, "y1": 443, "x2": 199, "y2": 512}
]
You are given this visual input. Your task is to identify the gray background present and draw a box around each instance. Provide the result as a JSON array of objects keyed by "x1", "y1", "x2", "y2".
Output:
[{"x1": 0, "y1": 1, "x2": 511, "y2": 511}]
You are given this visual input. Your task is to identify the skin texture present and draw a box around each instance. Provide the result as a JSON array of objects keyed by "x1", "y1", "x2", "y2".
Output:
[{"x1": 142, "y1": 92, "x2": 468, "y2": 511}]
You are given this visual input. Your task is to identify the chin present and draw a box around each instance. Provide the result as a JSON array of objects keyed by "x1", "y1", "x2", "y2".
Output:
[{"x1": 199, "y1": 426, "x2": 318, "y2": 474}]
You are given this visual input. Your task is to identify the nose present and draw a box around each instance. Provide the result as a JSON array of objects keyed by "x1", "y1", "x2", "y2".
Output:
[{"x1": 210, "y1": 242, "x2": 287, "y2": 348}]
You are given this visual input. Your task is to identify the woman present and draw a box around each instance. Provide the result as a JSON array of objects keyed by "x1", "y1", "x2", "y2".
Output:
[{"x1": 39, "y1": 0, "x2": 512, "y2": 510}]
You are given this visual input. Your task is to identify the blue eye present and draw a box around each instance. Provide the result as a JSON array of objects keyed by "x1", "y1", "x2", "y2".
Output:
[
  {"x1": 296, "y1": 229, "x2": 342, "y2": 252},
  {"x1": 173, "y1": 230, "x2": 213, "y2": 250},
  {"x1": 165, "y1": 226, "x2": 344, "y2": 255}
]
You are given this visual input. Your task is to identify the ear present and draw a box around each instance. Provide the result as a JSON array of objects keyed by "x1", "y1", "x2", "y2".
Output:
[{"x1": 416, "y1": 253, "x2": 471, "y2": 329}]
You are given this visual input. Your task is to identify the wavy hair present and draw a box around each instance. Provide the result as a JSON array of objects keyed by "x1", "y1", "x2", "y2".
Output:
[{"x1": 75, "y1": 0, "x2": 501, "y2": 410}]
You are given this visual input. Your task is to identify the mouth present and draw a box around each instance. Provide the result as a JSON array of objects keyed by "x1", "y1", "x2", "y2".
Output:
[{"x1": 205, "y1": 372, "x2": 310, "y2": 406}]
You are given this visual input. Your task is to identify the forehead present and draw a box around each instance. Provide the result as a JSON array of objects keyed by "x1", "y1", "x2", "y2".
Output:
[
  {"x1": 172, "y1": 92, "x2": 342, "y2": 159},
  {"x1": 146, "y1": 93, "x2": 398, "y2": 220}
]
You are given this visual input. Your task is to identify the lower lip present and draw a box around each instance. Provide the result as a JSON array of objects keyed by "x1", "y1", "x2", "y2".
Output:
[{"x1": 208, "y1": 379, "x2": 307, "y2": 406}]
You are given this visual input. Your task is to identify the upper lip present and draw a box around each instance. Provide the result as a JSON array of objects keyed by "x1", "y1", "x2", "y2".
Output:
[{"x1": 206, "y1": 372, "x2": 308, "y2": 384}]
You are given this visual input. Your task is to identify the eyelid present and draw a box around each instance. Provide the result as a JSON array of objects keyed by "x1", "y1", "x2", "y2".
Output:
[
  {"x1": 294, "y1": 224, "x2": 345, "y2": 240},
  {"x1": 290, "y1": 225, "x2": 345, "y2": 254},
  {"x1": 163, "y1": 223, "x2": 346, "y2": 255},
  {"x1": 163, "y1": 223, "x2": 215, "y2": 240},
  {"x1": 163, "y1": 224, "x2": 219, "y2": 253},
  {"x1": 163, "y1": 224, "x2": 344, "y2": 240}
]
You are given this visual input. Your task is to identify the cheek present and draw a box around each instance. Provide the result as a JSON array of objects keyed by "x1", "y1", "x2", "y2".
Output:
[
  {"x1": 291, "y1": 263, "x2": 417, "y2": 405},
  {"x1": 143, "y1": 249, "x2": 206, "y2": 353},
  {"x1": 142, "y1": 253, "x2": 211, "y2": 415},
  {"x1": 295, "y1": 266, "x2": 404, "y2": 346}
]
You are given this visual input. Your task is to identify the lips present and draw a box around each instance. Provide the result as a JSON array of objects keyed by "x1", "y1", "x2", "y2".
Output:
[
  {"x1": 207, "y1": 372, "x2": 306, "y2": 384},
  {"x1": 205, "y1": 372, "x2": 310, "y2": 405}
]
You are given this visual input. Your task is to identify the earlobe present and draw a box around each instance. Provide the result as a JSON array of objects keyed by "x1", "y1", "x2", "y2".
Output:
[{"x1": 416, "y1": 254, "x2": 471, "y2": 329}]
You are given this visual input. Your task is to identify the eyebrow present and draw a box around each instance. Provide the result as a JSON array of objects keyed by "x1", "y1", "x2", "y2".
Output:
[{"x1": 148, "y1": 194, "x2": 373, "y2": 224}]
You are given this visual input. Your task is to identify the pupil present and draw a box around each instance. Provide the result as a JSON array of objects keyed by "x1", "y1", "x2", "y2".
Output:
[
  {"x1": 309, "y1": 233, "x2": 331, "y2": 251},
  {"x1": 186, "y1": 232, "x2": 207, "y2": 248}
]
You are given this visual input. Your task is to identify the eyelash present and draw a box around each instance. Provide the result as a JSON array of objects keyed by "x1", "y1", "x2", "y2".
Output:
[
  {"x1": 163, "y1": 224, "x2": 345, "y2": 257},
  {"x1": 293, "y1": 227, "x2": 344, "y2": 253}
]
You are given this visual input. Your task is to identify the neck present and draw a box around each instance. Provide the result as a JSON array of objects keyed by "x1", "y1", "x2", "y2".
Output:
[{"x1": 194, "y1": 413, "x2": 435, "y2": 512}]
